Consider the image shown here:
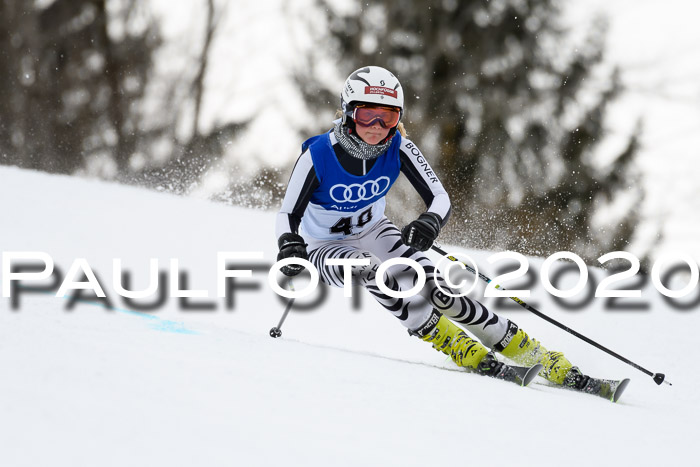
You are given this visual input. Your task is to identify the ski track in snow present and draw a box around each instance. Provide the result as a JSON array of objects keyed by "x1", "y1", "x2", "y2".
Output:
[{"x1": 1, "y1": 166, "x2": 697, "y2": 467}]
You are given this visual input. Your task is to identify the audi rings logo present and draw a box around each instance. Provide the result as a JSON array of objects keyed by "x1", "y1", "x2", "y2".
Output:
[{"x1": 329, "y1": 176, "x2": 391, "y2": 203}]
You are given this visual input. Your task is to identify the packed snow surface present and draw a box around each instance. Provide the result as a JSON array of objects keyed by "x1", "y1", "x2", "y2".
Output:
[{"x1": 1, "y1": 166, "x2": 697, "y2": 466}]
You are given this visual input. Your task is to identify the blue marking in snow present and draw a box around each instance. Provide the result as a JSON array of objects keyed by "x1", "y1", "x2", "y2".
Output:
[
  {"x1": 114, "y1": 307, "x2": 199, "y2": 335},
  {"x1": 32, "y1": 290, "x2": 198, "y2": 335}
]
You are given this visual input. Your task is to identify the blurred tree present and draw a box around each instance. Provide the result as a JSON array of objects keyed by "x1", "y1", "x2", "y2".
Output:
[
  {"x1": 0, "y1": 0, "x2": 160, "y2": 175},
  {"x1": 0, "y1": 0, "x2": 253, "y2": 197},
  {"x1": 308, "y1": 0, "x2": 644, "y2": 260},
  {"x1": 132, "y1": 0, "x2": 255, "y2": 197},
  {"x1": 0, "y1": 0, "x2": 159, "y2": 173}
]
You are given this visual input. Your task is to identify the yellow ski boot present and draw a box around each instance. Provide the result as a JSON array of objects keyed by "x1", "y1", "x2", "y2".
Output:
[
  {"x1": 495, "y1": 322, "x2": 575, "y2": 385},
  {"x1": 411, "y1": 311, "x2": 541, "y2": 385},
  {"x1": 413, "y1": 312, "x2": 488, "y2": 370}
]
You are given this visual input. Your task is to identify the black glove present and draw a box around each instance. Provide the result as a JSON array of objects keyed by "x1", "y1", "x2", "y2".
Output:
[
  {"x1": 277, "y1": 232, "x2": 309, "y2": 276},
  {"x1": 401, "y1": 212, "x2": 442, "y2": 251}
]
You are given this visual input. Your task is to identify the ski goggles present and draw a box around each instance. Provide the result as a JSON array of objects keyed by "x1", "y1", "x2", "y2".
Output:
[{"x1": 349, "y1": 104, "x2": 401, "y2": 128}]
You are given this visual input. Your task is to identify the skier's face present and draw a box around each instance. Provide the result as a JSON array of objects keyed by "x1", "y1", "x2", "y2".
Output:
[{"x1": 355, "y1": 120, "x2": 391, "y2": 145}]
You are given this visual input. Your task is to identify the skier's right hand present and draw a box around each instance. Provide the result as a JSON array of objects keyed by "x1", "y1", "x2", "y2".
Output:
[{"x1": 277, "y1": 233, "x2": 309, "y2": 276}]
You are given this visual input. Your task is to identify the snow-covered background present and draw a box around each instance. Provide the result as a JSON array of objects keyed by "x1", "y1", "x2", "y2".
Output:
[
  {"x1": 564, "y1": 0, "x2": 700, "y2": 259},
  {"x1": 1, "y1": 166, "x2": 697, "y2": 466},
  {"x1": 145, "y1": 0, "x2": 700, "y2": 261}
]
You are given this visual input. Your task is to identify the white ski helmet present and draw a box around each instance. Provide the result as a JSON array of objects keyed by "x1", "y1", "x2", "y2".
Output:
[{"x1": 341, "y1": 66, "x2": 404, "y2": 124}]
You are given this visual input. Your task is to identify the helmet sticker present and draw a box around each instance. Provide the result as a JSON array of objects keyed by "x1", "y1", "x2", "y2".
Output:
[{"x1": 365, "y1": 86, "x2": 398, "y2": 98}]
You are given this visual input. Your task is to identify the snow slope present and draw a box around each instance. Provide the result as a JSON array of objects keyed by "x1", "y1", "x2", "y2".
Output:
[{"x1": 1, "y1": 166, "x2": 697, "y2": 467}]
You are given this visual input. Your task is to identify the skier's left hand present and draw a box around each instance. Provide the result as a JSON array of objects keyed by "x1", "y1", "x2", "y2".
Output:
[{"x1": 401, "y1": 212, "x2": 442, "y2": 251}]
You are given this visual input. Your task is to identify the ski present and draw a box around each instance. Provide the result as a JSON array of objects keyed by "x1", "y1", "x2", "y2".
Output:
[
  {"x1": 510, "y1": 363, "x2": 545, "y2": 387},
  {"x1": 535, "y1": 367, "x2": 631, "y2": 402},
  {"x1": 477, "y1": 353, "x2": 544, "y2": 387},
  {"x1": 563, "y1": 376, "x2": 631, "y2": 403}
]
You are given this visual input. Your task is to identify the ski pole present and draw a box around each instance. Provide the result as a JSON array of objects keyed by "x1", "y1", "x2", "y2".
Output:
[
  {"x1": 269, "y1": 278, "x2": 295, "y2": 338},
  {"x1": 431, "y1": 243, "x2": 672, "y2": 386}
]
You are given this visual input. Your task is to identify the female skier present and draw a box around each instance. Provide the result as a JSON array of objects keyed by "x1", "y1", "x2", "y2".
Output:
[{"x1": 275, "y1": 65, "x2": 588, "y2": 387}]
